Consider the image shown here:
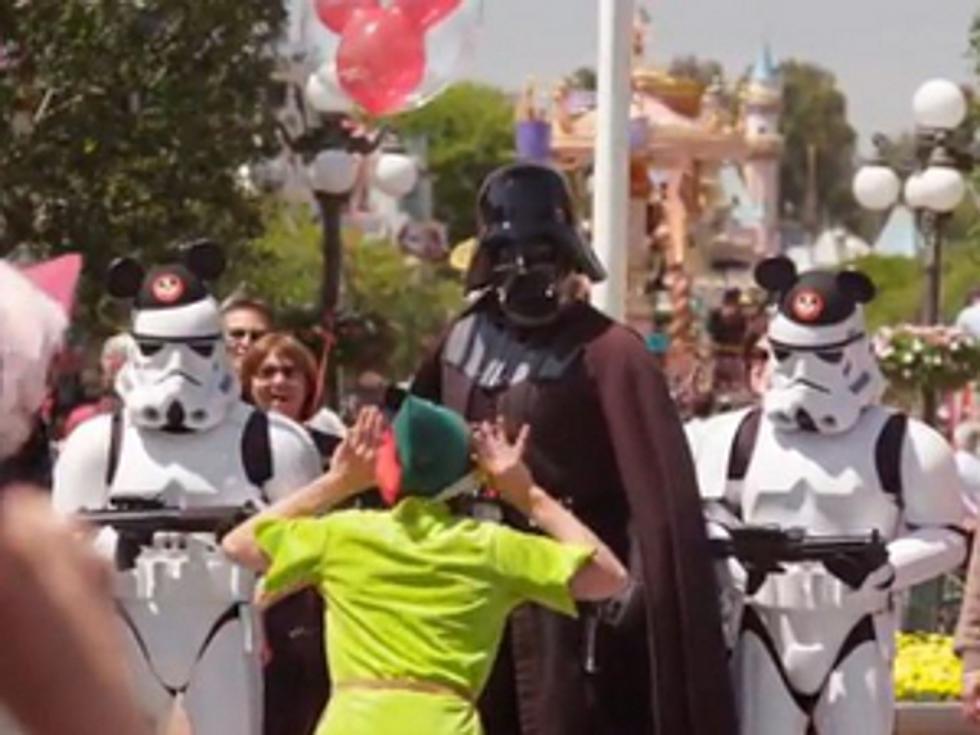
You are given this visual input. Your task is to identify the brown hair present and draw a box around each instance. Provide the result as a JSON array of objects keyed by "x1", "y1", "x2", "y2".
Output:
[{"x1": 240, "y1": 332, "x2": 319, "y2": 421}]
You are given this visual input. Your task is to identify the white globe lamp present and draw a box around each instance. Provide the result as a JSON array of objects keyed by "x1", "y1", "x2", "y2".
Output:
[
  {"x1": 308, "y1": 149, "x2": 359, "y2": 195},
  {"x1": 919, "y1": 165, "x2": 966, "y2": 213},
  {"x1": 852, "y1": 164, "x2": 901, "y2": 211},
  {"x1": 903, "y1": 172, "x2": 932, "y2": 210},
  {"x1": 372, "y1": 152, "x2": 419, "y2": 198},
  {"x1": 913, "y1": 79, "x2": 967, "y2": 130}
]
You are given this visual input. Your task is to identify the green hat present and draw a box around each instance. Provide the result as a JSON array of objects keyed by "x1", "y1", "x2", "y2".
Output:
[{"x1": 377, "y1": 395, "x2": 473, "y2": 504}]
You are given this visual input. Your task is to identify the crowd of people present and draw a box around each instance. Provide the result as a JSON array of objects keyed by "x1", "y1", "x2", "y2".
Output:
[{"x1": 4, "y1": 162, "x2": 980, "y2": 735}]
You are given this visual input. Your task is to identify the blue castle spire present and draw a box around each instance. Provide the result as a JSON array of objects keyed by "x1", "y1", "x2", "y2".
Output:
[{"x1": 751, "y1": 43, "x2": 778, "y2": 86}]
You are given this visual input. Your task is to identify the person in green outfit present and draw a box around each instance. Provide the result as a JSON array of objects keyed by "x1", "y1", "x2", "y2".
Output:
[{"x1": 221, "y1": 397, "x2": 627, "y2": 735}]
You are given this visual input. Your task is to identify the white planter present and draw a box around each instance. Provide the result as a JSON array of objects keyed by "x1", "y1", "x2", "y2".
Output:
[{"x1": 895, "y1": 702, "x2": 972, "y2": 735}]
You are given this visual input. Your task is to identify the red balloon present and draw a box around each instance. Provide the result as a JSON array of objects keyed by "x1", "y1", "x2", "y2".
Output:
[
  {"x1": 336, "y1": 7, "x2": 426, "y2": 116},
  {"x1": 393, "y1": 0, "x2": 461, "y2": 30},
  {"x1": 314, "y1": 0, "x2": 378, "y2": 34}
]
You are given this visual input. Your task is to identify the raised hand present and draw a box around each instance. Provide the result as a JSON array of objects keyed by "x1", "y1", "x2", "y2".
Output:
[
  {"x1": 329, "y1": 406, "x2": 386, "y2": 495},
  {"x1": 0, "y1": 488, "x2": 149, "y2": 735},
  {"x1": 473, "y1": 419, "x2": 533, "y2": 510}
]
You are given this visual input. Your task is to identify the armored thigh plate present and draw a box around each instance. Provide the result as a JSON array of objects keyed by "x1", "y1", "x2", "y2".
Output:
[{"x1": 115, "y1": 533, "x2": 262, "y2": 734}]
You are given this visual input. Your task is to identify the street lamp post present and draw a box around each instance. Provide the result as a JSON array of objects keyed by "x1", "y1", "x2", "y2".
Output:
[
  {"x1": 280, "y1": 117, "x2": 378, "y2": 406},
  {"x1": 277, "y1": 112, "x2": 419, "y2": 407},
  {"x1": 852, "y1": 79, "x2": 970, "y2": 426},
  {"x1": 852, "y1": 78, "x2": 971, "y2": 632},
  {"x1": 308, "y1": 147, "x2": 361, "y2": 319}
]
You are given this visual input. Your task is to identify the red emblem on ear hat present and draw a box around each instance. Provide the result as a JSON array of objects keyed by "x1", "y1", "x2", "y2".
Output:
[
  {"x1": 150, "y1": 272, "x2": 186, "y2": 304},
  {"x1": 106, "y1": 240, "x2": 226, "y2": 310},
  {"x1": 791, "y1": 289, "x2": 824, "y2": 322}
]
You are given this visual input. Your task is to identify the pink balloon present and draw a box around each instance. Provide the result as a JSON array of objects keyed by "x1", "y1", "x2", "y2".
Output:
[
  {"x1": 393, "y1": 0, "x2": 461, "y2": 30},
  {"x1": 336, "y1": 7, "x2": 426, "y2": 116},
  {"x1": 314, "y1": 0, "x2": 378, "y2": 34}
]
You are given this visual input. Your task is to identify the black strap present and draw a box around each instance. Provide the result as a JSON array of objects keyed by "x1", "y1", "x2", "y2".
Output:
[
  {"x1": 875, "y1": 413, "x2": 907, "y2": 510},
  {"x1": 727, "y1": 408, "x2": 762, "y2": 481},
  {"x1": 116, "y1": 601, "x2": 243, "y2": 697},
  {"x1": 741, "y1": 607, "x2": 877, "y2": 723},
  {"x1": 241, "y1": 409, "x2": 273, "y2": 493},
  {"x1": 106, "y1": 407, "x2": 124, "y2": 487},
  {"x1": 741, "y1": 606, "x2": 819, "y2": 716}
]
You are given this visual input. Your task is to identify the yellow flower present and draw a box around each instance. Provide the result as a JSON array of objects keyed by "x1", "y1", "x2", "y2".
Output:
[{"x1": 894, "y1": 633, "x2": 962, "y2": 701}]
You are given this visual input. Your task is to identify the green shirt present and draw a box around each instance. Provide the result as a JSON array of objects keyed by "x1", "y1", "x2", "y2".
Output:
[{"x1": 256, "y1": 497, "x2": 592, "y2": 735}]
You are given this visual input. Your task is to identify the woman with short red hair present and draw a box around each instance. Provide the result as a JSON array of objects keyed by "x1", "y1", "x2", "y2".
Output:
[{"x1": 240, "y1": 332, "x2": 339, "y2": 735}]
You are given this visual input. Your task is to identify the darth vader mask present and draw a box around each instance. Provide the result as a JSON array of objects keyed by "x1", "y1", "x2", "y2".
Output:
[
  {"x1": 109, "y1": 242, "x2": 239, "y2": 432},
  {"x1": 490, "y1": 240, "x2": 573, "y2": 327},
  {"x1": 755, "y1": 257, "x2": 884, "y2": 435},
  {"x1": 467, "y1": 163, "x2": 605, "y2": 327}
]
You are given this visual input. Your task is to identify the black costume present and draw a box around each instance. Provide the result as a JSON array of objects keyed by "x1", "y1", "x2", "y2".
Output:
[{"x1": 413, "y1": 163, "x2": 737, "y2": 735}]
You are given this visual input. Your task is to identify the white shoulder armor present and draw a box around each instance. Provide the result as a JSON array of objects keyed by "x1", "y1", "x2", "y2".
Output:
[
  {"x1": 688, "y1": 407, "x2": 754, "y2": 501},
  {"x1": 264, "y1": 412, "x2": 322, "y2": 503},
  {"x1": 52, "y1": 413, "x2": 113, "y2": 514},
  {"x1": 901, "y1": 418, "x2": 967, "y2": 528}
]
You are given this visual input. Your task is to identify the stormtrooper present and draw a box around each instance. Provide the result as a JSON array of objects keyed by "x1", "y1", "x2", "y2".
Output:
[
  {"x1": 689, "y1": 256, "x2": 967, "y2": 734},
  {"x1": 53, "y1": 241, "x2": 321, "y2": 734}
]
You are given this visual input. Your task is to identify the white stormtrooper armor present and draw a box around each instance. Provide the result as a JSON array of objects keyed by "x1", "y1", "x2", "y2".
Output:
[
  {"x1": 52, "y1": 242, "x2": 321, "y2": 734},
  {"x1": 689, "y1": 257, "x2": 967, "y2": 735}
]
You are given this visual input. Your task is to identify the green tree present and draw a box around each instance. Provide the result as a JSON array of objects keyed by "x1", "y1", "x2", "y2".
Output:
[
  {"x1": 391, "y1": 82, "x2": 514, "y2": 243},
  {"x1": 669, "y1": 55, "x2": 723, "y2": 87},
  {"x1": 778, "y1": 60, "x2": 860, "y2": 231},
  {"x1": 0, "y1": 0, "x2": 286, "y2": 325},
  {"x1": 566, "y1": 66, "x2": 597, "y2": 91},
  {"x1": 343, "y1": 239, "x2": 462, "y2": 379},
  {"x1": 851, "y1": 247, "x2": 980, "y2": 330},
  {"x1": 237, "y1": 201, "x2": 462, "y2": 380},
  {"x1": 227, "y1": 201, "x2": 322, "y2": 313}
]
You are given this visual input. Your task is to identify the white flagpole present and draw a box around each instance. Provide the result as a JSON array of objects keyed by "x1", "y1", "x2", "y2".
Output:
[{"x1": 590, "y1": 0, "x2": 634, "y2": 321}]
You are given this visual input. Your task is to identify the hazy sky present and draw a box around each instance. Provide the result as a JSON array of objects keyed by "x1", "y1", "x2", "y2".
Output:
[{"x1": 467, "y1": 0, "x2": 978, "y2": 150}]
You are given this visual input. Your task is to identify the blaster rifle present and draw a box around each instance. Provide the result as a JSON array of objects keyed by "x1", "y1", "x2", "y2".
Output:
[
  {"x1": 77, "y1": 500, "x2": 257, "y2": 570},
  {"x1": 708, "y1": 525, "x2": 888, "y2": 593},
  {"x1": 77, "y1": 502, "x2": 255, "y2": 538}
]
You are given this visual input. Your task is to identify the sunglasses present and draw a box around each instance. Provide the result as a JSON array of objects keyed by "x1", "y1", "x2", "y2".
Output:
[
  {"x1": 256, "y1": 364, "x2": 298, "y2": 381},
  {"x1": 227, "y1": 328, "x2": 268, "y2": 341}
]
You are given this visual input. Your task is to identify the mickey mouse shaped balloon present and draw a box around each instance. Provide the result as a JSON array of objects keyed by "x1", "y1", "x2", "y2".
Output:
[
  {"x1": 755, "y1": 256, "x2": 885, "y2": 434},
  {"x1": 305, "y1": 0, "x2": 483, "y2": 116},
  {"x1": 108, "y1": 240, "x2": 239, "y2": 433}
]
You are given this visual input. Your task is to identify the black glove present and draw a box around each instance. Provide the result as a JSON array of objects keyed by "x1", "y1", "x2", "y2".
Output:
[{"x1": 822, "y1": 545, "x2": 890, "y2": 590}]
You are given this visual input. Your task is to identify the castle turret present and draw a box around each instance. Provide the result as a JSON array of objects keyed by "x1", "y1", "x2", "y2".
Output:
[{"x1": 741, "y1": 44, "x2": 783, "y2": 255}]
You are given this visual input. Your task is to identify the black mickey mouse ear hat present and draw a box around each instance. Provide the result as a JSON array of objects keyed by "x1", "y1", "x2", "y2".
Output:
[
  {"x1": 106, "y1": 239, "x2": 226, "y2": 310},
  {"x1": 754, "y1": 256, "x2": 875, "y2": 328}
]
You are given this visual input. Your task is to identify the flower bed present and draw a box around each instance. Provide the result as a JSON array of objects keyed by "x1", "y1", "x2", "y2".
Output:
[
  {"x1": 893, "y1": 633, "x2": 971, "y2": 735},
  {"x1": 894, "y1": 632, "x2": 961, "y2": 702},
  {"x1": 875, "y1": 325, "x2": 980, "y2": 393}
]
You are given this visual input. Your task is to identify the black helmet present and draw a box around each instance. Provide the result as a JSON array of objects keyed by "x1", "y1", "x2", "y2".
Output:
[{"x1": 465, "y1": 162, "x2": 606, "y2": 290}]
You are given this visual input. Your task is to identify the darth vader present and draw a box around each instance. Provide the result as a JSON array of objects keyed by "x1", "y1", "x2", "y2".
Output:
[{"x1": 413, "y1": 162, "x2": 737, "y2": 735}]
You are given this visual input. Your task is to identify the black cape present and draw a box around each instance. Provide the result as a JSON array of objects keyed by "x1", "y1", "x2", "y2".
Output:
[{"x1": 412, "y1": 298, "x2": 737, "y2": 735}]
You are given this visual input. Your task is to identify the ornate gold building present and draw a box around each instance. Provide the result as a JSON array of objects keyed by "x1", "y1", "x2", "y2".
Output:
[{"x1": 515, "y1": 35, "x2": 784, "y2": 352}]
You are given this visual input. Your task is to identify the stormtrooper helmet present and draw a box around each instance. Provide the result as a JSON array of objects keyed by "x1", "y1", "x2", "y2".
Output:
[
  {"x1": 755, "y1": 256, "x2": 884, "y2": 435},
  {"x1": 110, "y1": 241, "x2": 239, "y2": 432}
]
